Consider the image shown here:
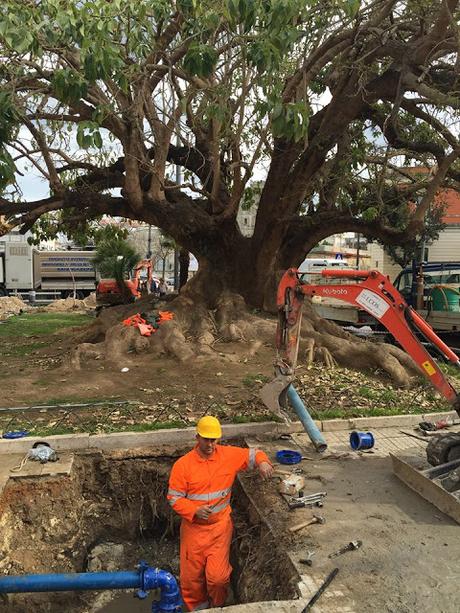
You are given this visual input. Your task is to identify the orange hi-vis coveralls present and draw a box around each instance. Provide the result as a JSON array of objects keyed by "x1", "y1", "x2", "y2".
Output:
[{"x1": 167, "y1": 444, "x2": 270, "y2": 611}]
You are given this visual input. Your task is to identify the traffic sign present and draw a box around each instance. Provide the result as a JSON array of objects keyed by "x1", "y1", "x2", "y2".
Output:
[{"x1": 335, "y1": 253, "x2": 343, "y2": 260}]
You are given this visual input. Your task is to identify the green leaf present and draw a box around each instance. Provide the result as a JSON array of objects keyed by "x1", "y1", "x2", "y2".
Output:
[
  {"x1": 271, "y1": 102, "x2": 310, "y2": 142},
  {"x1": 183, "y1": 44, "x2": 218, "y2": 78},
  {"x1": 345, "y1": 0, "x2": 361, "y2": 18},
  {"x1": 0, "y1": 147, "x2": 16, "y2": 189},
  {"x1": 362, "y1": 206, "x2": 378, "y2": 221},
  {"x1": 51, "y1": 69, "x2": 88, "y2": 104},
  {"x1": 83, "y1": 53, "x2": 99, "y2": 82},
  {"x1": 93, "y1": 131, "x2": 103, "y2": 149}
]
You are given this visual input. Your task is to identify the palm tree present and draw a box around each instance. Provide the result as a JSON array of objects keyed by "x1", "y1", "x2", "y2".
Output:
[{"x1": 93, "y1": 238, "x2": 141, "y2": 303}]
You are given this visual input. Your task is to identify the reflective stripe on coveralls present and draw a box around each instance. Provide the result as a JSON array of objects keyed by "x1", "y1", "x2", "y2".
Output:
[{"x1": 167, "y1": 444, "x2": 270, "y2": 611}]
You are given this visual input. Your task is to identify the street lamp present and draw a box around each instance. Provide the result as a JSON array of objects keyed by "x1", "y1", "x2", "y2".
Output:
[{"x1": 146, "y1": 224, "x2": 152, "y2": 259}]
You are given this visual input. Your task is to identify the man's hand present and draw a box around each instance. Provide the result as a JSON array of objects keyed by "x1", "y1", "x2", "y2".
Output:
[
  {"x1": 195, "y1": 505, "x2": 212, "y2": 520},
  {"x1": 258, "y1": 461, "x2": 274, "y2": 480}
]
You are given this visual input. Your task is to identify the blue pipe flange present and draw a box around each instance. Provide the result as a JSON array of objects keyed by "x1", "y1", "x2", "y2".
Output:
[{"x1": 137, "y1": 560, "x2": 150, "y2": 599}]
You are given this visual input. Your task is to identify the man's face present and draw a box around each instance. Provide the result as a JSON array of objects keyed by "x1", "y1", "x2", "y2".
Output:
[{"x1": 196, "y1": 434, "x2": 218, "y2": 456}]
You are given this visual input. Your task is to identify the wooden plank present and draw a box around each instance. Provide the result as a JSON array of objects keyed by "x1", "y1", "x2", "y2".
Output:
[
  {"x1": 41, "y1": 454, "x2": 74, "y2": 477},
  {"x1": 9, "y1": 461, "x2": 44, "y2": 479},
  {"x1": 390, "y1": 453, "x2": 460, "y2": 524}
]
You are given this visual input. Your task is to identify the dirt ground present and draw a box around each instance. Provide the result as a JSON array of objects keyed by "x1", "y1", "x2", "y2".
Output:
[
  {"x1": 239, "y1": 436, "x2": 460, "y2": 613},
  {"x1": 0, "y1": 310, "x2": 452, "y2": 425},
  {"x1": 0, "y1": 329, "x2": 278, "y2": 425}
]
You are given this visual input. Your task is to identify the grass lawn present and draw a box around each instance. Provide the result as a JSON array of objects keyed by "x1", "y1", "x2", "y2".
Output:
[
  {"x1": 0, "y1": 312, "x2": 93, "y2": 338},
  {"x1": 0, "y1": 311, "x2": 93, "y2": 357}
]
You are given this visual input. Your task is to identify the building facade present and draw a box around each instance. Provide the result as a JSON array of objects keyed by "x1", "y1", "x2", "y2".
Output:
[{"x1": 368, "y1": 187, "x2": 460, "y2": 281}]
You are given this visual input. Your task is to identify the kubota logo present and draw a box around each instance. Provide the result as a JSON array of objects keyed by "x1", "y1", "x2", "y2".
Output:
[{"x1": 321, "y1": 288, "x2": 348, "y2": 295}]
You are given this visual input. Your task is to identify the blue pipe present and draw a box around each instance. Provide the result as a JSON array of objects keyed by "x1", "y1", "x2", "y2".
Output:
[
  {"x1": 0, "y1": 570, "x2": 141, "y2": 593},
  {"x1": 287, "y1": 385, "x2": 327, "y2": 453},
  {"x1": 0, "y1": 562, "x2": 182, "y2": 613}
]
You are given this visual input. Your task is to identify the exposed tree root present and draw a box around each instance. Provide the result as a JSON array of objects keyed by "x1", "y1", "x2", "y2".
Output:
[
  {"x1": 70, "y1": 292, "x2": 423, "y2": 389},
  {"x1": 301, "y1": 302, "x2": 421, "y2": 387}
]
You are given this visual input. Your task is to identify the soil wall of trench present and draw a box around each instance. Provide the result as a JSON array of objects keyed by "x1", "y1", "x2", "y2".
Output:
[{"x1": 0, "y1": 447, "x2": 299, "y2": 612}]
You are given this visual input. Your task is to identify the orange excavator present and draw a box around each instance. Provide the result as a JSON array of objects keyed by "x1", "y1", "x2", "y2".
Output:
[
  {"x1": 96, "y1": 259, "x2": 153, "y2": 308},
  {"x1": 262, "y1": 268, "x2": 460, "y2": 520}
]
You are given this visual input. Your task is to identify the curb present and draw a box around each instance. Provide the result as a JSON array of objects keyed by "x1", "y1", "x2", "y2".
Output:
[
  {"x1": 0, "y1": 422, "x2": 300, "y2": 454},
  {"x1": 320, "y1": 410, "x2": 457, "y2": 432},
  {"x1": 0, "y1": 411, "x2": 456, "y2": 455}
]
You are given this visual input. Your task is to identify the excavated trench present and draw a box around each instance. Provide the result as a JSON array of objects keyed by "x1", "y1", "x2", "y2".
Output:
[{"x1": 0, "y1": 446, "x2": 299, "y2": 612}]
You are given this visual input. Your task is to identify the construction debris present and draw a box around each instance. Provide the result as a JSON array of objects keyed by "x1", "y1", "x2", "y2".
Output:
[{"x1": 278, "y1": 474, "x2": 305, "y2": 496}]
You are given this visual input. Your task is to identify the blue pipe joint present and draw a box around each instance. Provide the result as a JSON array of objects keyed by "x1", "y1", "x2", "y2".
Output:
[
  {"x1": 350, "y1": 431, "x2": 374, "y2": 451},
  {"x1": 287, "y1": 385, "x2": 327, "y2": 453},
  {"x1": 0, "y1": 561, "x2": 182, "y2": 613},
  {"x1": 139, "y1": 562, "x2": 182, "y2": 612}
]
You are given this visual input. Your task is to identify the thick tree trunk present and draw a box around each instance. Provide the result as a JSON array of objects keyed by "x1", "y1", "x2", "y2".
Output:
[
  {"x1": 179, "y1": 242, "x2": 268, "y2": 308},
  {"x1": 66, "y1": 209, "x2": 418, "y2": 387},
  {"x1": 179, "y1": 248, "x2": 190, "y2": 290}
]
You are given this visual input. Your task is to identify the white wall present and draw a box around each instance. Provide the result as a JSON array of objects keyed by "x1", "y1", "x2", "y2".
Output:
[
  {"x1": 368, "y1": 226, "x2": 460, "y2": 282},
  {"x1": 427, "y1": 227, "x2": 460, "y2": 261},
  {"x1": 367, "y1": 243, "x2": 403, "y2": 281}
]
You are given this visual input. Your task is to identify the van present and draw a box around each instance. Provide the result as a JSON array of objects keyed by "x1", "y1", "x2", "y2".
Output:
[{"x1": 298, "y1": 258, "x2": 350, "y2": 273}]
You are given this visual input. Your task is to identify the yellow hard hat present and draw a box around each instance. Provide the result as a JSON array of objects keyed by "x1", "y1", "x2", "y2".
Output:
[{"x1": 196, "y1": 416, "x2": 222, "y2": 439}]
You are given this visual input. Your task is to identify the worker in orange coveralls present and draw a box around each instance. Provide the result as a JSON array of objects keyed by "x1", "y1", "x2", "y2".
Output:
[{"x1": 167, "y1": 416, "x2": 273, "y2": 611}]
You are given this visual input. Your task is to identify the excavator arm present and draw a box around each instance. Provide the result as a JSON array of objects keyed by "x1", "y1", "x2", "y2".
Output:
[
  {"x1": 133, "y1": 259, "x2": 153, "y2": 293},
  {"x1": 263, "y1": 268, "x2": 460, "y2": 416}
]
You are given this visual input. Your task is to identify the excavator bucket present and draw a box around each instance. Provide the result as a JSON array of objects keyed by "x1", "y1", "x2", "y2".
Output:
[{"x1": 260, "y1": 374, "x2": 293, "y2": 421}]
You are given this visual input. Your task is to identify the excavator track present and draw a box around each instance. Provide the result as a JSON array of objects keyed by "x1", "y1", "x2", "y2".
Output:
[{"x1": 426, "y1": 433, "x2": 460, "y2": 466}]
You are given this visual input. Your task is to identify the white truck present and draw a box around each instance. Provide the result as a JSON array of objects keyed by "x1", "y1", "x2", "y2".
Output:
[
  {"x1": 298, "y1": 257, "x2": 350, "y2": 276},
  {"x1": 0, "y1": 242, "x2": 96, "y2": 300}
]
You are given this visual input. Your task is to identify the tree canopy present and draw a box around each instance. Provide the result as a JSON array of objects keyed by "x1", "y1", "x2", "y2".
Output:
[{"x1": 0, "y1": 0, "x2": 459, "y2": 306}]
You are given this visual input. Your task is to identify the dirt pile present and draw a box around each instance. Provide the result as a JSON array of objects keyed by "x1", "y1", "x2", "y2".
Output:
[
  {"x1": 43, "y1": 296, "x2": 90, "y2": 313},
  {"x1": 0, "y1": 296, "x2": 29, "y2": 319},
  {"x1": 83, "y1": 292, "x2": 97, "y2": 308}
]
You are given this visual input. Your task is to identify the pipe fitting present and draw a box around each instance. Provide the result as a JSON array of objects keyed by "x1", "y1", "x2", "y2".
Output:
[
  {"x1": 142, "y1": 565, "x2": 182, "y2": 612},
  {"x1": 0, "y1": 562, "x2": 182, "y2": 613}
]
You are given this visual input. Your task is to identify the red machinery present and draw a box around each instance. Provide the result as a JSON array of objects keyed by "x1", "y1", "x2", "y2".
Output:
[
  {"x1": 96, "y1": 259, "x2": 153, "y2": 307},
  {"x1": 271, "y1": 267, "x2": 460, "y2": 411},
  {"x1": 262, "y1": 268, "x2": 460, "y2": 473}
]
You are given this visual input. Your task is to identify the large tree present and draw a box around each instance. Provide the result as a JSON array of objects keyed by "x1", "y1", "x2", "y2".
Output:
[{"x1": 1, "y1": 1, "x2": 459, "y2": 383}]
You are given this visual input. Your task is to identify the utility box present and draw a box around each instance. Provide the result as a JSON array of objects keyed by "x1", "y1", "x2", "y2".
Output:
[{"x1": 5, "y1": 242, "x2": 34, "y2": 290}]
